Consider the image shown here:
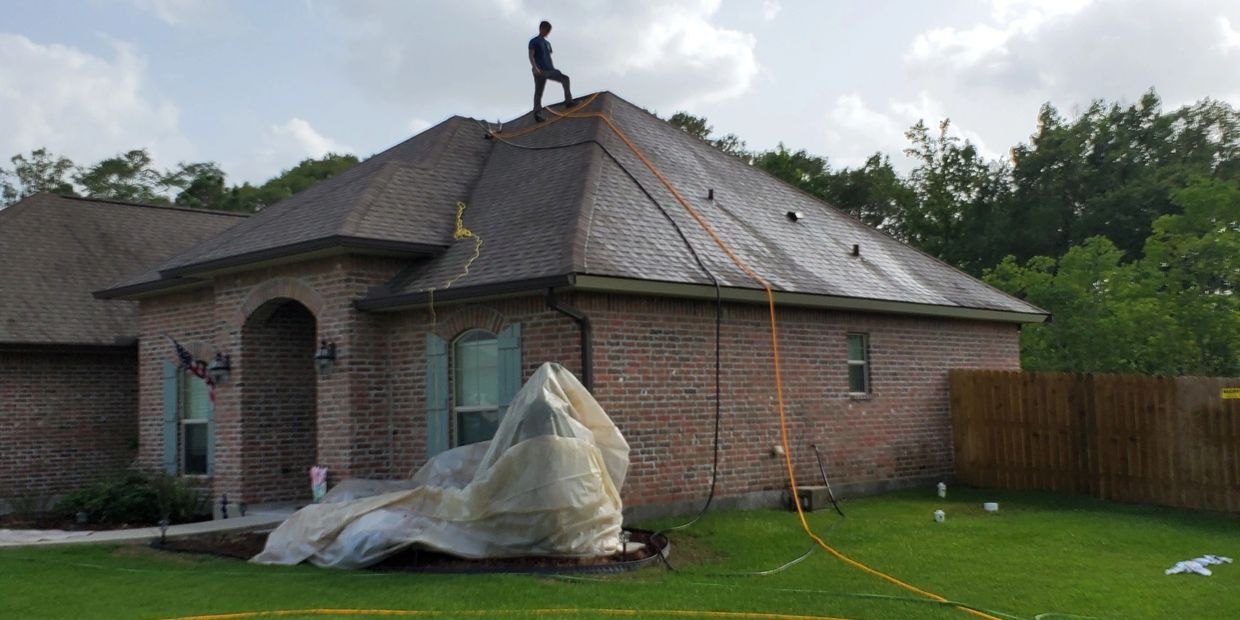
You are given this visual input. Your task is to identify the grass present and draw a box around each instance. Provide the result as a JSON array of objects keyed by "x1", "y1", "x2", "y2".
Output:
[{"x1": 1, "y1": 487, "x2": 1238, "y2": 619}]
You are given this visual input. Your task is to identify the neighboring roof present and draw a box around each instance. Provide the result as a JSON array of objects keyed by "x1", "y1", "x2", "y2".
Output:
[
  {"x1": 98, "y1": 117, "x2": 493, "y2": 295},
  {"x1": 365, "y1": 92, "x2": 1046, "y2": 321},
  {"x1": 99, "y1": 91, "x2": 1045, "y2": 322},
  {"x1": 0, "y1": 194, "x2": 245, "y2": 345}
]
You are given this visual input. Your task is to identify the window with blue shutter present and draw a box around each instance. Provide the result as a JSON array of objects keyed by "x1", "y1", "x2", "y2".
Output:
[
  {"x1": 426, "y1": 323, "x2": 522, "y2": 454},
  {"x1": 162, "y1": 360, "x2": 215, "y2": 476}
]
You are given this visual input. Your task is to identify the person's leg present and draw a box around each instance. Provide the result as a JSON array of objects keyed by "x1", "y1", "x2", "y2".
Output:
[
  {"x1": 544, "y1": 70, "x2": 573, "y2": 106},
  {"x1": 533, "y1": 74, "x2": 547, "y2": 119}
]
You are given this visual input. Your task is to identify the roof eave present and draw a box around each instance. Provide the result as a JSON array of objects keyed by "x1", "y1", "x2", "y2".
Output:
[
  {"x1": 161, "y1": 235, "x2": 446, "y2": 279},
  {"x1": 570, "y1": 275, "x2": 1048, "y2": 324},
  {"x1": 356, "y1": 272, "x2": 1048, "y2": 324},
  {"x1": 93, "y1": 276, "x2": 210, "y2": 300},
  {"x1": 355, "y1": 274, "x2": 576, "y2": 312}
]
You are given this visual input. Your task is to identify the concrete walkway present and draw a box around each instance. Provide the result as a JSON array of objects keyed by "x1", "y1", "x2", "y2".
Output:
[{"x1": 0, "y1": 505, "x2": 295, "y2": 548}]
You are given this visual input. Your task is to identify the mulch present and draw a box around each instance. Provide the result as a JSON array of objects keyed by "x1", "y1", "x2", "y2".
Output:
[{"x1": 154, "y1": 529, "x2": 668, "y2": 573}]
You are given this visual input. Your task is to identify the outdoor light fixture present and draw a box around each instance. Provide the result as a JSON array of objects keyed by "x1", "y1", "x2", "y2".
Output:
[
  {"x1": 315, "y1": 339, "x2": 337, "y2": 377},
  {"x1": 207, "y1": 352, "x2": 231, "y2": 385}
]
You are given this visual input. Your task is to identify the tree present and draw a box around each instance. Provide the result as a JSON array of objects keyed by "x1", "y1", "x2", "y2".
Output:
[
  {"x1": 1, "y1": 149, "x2": 77, "y2": 205},
  {"x1": 74, "y1": 149, "x2": 170, "y2": 204},
  {"x1": 1140, "y1": 178, "x2": 1240, "y2": 375},
  {"x1": 166, "y1": 162, "x2": 228, "y2": 211},
  {"x1": 817, "y1": 153, "x2": 913, "y2": 232},
  {"x1": 220, "y1": 153, "x2": 359, "y2": 212},
  {"x1": 984, "y1": 237, "x2": 1174, "y2": 374},
  {"x1": 901, "y1": 119, "x2": 1007, "y2": 273},
  {"x1": 666, "y1": 112, "x2": 748, "y2": 157}
]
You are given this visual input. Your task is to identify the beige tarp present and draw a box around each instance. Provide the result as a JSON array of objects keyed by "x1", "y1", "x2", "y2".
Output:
[{"x1": 252, "y1": 362, "x2": 630, "y2": 569}]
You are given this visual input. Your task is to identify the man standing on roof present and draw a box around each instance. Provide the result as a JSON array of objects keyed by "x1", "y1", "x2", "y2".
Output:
[{"x1": 529, "y1": 20, "x2": 575, "y2": 123}]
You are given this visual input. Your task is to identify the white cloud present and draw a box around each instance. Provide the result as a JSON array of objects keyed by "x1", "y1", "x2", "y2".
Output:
[
  {"x1": 762, "y1": 0, "x2": 781, "y2": 21},
  {"x1": 130, "y1": 0, "x2": 224, "y2": 26},
  {"x1": 901, "y1": 0, "x2": 1240, "y2": 155},
  {"x1": 408, "y1": 118, "x2": 432, "y2": 133},
  {"x1": 824, "y1": 93, "x2": 995, "y2": 170},
  {"x1": 231, "y1": 117, "x2": 353, "y2": 184},
  {"x1": 0, "y1": 33, "x2": 190, "y2": 172},
  {"x1": 1221, "y1": 16, "x2": 1240, "y2": 53},
  {"x1": 326, "y1": 0, "x2": 759, "y2": 117}
]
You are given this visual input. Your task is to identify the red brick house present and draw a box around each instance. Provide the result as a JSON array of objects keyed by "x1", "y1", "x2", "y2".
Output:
[
  {"x1": 0, "y1": 194, "x2": 244, "y2": 508},
  {"x1": 96, "y1": 93, "x2": 1045, "y2": 516}
]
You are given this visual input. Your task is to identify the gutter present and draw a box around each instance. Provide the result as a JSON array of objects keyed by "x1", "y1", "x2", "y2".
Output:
[
  {"x1": 355, "y1": 275, "x2": 1047, "y2": 325},
  {"x1": 545, "y1": 288, "x2": 594, "y2": 391}
]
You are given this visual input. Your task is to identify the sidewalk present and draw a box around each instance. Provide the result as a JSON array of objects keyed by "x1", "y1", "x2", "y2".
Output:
[{"x1": 0, "y1": 504, "x2": 295, "y2": 548}]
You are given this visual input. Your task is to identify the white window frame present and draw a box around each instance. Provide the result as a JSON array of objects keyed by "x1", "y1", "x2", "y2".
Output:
[
  {"x1": 452, "y1": 329, "x2": 500, "y2": 447},
  {"x1": 847, "y1": 333, "x2": 871, "y2": 396}
]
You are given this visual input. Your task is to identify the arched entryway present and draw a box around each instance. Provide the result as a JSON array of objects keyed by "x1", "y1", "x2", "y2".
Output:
[{"x1": 240, "y1": 298, "x2": 317, "y2": 503}]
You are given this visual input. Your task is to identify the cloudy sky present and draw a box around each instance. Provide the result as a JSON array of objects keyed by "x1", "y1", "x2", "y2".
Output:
[{"x1": 4, "y1": 0, "x2": 1240, "y2": 185}]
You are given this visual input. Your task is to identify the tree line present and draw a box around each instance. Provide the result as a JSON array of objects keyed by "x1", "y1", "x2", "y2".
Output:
[
  {"x1": 667, "y1": 91, "x2": 1239, "y2": 378},
  {"x1": 0, "y1": 148, "x2": 357, "y2": 213},
  {"x1": 3, "y1": 89, "x2": 1236, "y2": 376}
]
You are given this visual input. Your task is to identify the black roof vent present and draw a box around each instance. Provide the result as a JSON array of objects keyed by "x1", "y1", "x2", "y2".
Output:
[{"x1": 786, "y1": 211, "x2": 804, "y2": 222}]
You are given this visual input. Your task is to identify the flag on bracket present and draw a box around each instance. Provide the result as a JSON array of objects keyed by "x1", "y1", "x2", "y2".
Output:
[{"x1": 164, "y1": 334, "x2": 216, "y2": 403}]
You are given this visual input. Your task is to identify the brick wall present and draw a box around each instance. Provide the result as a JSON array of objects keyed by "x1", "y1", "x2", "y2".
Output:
[
  {"x1": 239, "y1": 301, "x2": 317, "y2": 502},
  {"x1": 0, "y1": 347, "x2": 138, "y2": 503},
  {"x1": 382, "y1": 292, "x2": 1021, "y2": 509},
  {"x1": 136, "y1": 255, "x2": 405, "y2": 503},
  {"x1": 135, "y1": 258, "x2": 1019, "y2": 509}
]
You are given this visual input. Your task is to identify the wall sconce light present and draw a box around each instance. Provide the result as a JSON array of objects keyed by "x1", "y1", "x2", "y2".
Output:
[
  {"x1": 207, "y1": 353, "x2": 231, "y2": 385},
  {"x1": 315, "y1": 340, "x2": 337, "y2": 377}
]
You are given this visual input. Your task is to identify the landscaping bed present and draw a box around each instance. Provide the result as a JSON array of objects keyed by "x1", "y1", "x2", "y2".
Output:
[{"x1": 154, "y1": 528, "x2": 669, "y2": 573}]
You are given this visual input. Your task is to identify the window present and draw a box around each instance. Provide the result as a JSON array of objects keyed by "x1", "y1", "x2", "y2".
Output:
[
  {"x1": 454, "y1": 330, "x2": 500, "y2": 446},
  {"x1": 847, "y1": 333, "x2": 870, "y2": 394},
  {"x1": 181, "y1": 371, "x2": 211, "y2": 475}
]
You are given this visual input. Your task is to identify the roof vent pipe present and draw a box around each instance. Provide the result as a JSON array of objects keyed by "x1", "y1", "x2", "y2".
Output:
[
  {"x1": 707, "y1": 188, "x2": 714, "y2": 201},
  {"x1": 787, "y1": 211, "x2": 804, "y2": 222},
  {"x1": 546, "y1": 288, "x2": 594, "y2": 391},
  {"x1": 851, "y1": 244, "x2": 860, "y2": 257}
]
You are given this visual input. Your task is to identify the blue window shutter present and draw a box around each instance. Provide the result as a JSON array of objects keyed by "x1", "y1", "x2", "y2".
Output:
[
  {"x1": 206, "y1": 395, "x2": 216, "y2": 477},
  {"x1": 426, "y1": 333, "x2": 449, "y2": 457},
  {"x1": 497, "y1": 323, "x2": 522, "y2": 420},
  {"x1": 162, "y1": 362, "x2": 179, "y2": 475}
]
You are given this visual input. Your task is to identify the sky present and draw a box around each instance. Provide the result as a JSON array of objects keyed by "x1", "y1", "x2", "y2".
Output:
[{"x1": 3, "y1": 0, "x2": 1240, "y2": 186}]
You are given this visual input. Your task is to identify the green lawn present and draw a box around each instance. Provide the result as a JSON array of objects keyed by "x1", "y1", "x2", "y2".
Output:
[{"x1": 2, "y1": 487, "x2": 1237, "y2": 620}]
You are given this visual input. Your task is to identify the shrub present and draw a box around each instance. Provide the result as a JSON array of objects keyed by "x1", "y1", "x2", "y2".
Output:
[{"x1": 55, "y1": 471, "x2": 208, "y2": 526}]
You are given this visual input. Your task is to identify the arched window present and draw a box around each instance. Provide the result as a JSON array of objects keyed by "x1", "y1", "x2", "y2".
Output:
[{"x1": 453, "y1": 329, "x2": 499, "y2": 445}]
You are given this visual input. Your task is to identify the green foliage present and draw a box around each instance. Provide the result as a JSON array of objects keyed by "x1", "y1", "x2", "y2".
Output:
[
  {"x1": 901, "y1": 119, "x2": 1008, "y2": 272},
  {"x1": 1, "y1": 148, "x2": 77, "y2": 203},
  {"x1": 54, "y1": 471, "x2": 207, "y2": 526},
  {"x1": 74, "y1": 149, "x2": 171, "y2": 204},
  {"x1": 666, "y1": 111, "x2": 748, "y2": 157},
  {"x1": 0, "y1": 147, "x2": 357, "y2": 213},
  {"x1": 985, "y1": 177, "x2": 1240, "y2": 376}
]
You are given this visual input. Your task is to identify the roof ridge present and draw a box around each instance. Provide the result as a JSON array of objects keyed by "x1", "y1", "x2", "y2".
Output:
[{"x1": 47, "y1": 193, "x2": 250, "y2": 217}]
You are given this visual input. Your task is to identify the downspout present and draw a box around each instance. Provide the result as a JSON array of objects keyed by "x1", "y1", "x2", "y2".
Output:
[{"x1": 546, "y1": 288, "x2": 593, "y2": 391}]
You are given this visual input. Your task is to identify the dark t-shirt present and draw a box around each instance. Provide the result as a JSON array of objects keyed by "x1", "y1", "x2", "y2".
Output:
[{"x1": 529, "y1": 36, "x2": 554, "y2": 71}]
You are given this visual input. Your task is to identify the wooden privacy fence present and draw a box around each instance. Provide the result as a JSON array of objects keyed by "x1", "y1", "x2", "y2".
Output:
[{"x1": 950, "y1": 370, "x2": 1240, "y2": 512}]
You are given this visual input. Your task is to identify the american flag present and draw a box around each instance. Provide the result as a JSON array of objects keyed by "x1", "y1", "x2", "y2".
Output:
[{"x1": 164, "y1": 334, "x2": 216, "y2": 402}]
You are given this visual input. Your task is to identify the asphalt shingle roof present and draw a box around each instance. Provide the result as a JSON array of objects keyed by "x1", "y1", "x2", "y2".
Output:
[
  {"x1": 0, "y1": 194, "x2": 245, "y2": 345},
  {"x1": 380, "y1": 93, "x2": 1045, "y2": 317},
  {"x1": 103, "y1": 92, "x2": 1043, "y2": 319}
]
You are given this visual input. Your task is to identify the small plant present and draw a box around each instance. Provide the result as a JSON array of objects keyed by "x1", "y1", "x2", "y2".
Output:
[{"x1": 55, "y1": 471, "x2": 208, "y2": 526}]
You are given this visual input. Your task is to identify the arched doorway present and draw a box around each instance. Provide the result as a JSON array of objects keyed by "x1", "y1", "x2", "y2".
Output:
[{"x1": 240, "y1": 298, "x2": 317, "y2": 503}]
